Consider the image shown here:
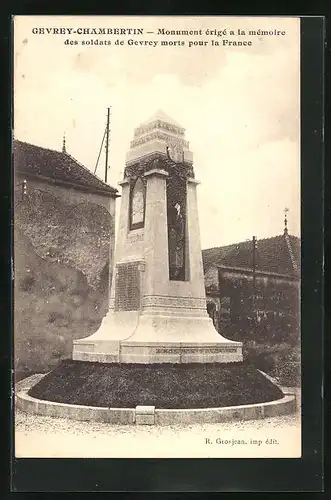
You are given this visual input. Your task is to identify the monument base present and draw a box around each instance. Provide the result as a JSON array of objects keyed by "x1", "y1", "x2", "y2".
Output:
[
  {"x1": 119, "y1": 342, "x2": 242, "y2": 363},
  {"x1": 73, "y1": 310, "x2": 243, "y2": 364}
]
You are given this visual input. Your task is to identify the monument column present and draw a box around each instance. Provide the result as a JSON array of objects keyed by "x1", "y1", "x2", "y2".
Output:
[
  {"x1": 108, "y1": 178, "x2": 131, "y2": 310},
  {"x1": 185, "y1": 177, "x2": 208, "y2": 300},
  {"x1": 143, "y1": 168, "x2": 169, "y2": 297}
]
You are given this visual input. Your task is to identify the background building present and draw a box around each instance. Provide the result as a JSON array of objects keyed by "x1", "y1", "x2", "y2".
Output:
[
  {"x1": 14, "y1": 139, "x2": 118, "y2": 287},
  {"x1": 202, "y1": 229, "x2": 300, "y2": 343},
  {"x1": 14, "y1": 139, "x2": 118, "y2": 379},
  {"x1": 202, "y1": 228, "x2": 300, "y2": 385}
]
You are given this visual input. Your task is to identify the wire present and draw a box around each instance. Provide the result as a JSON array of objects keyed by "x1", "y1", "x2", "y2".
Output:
[{"x1": 94, "y1": 127, "x2": 107, "y2": 174}]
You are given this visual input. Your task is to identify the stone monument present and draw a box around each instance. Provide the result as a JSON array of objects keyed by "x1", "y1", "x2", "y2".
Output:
[{"x1": 73, "y1": 110, "x2": 243, "y2": 363}]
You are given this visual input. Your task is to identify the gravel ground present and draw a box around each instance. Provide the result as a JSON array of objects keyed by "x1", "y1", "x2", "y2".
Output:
[{"x1": 15, "y1": 388, "x2": 301, "y2": 459}]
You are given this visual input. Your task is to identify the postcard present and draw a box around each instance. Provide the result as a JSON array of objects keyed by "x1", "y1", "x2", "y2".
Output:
[{"x1": 13, "y1": 15, "x2": 302, "y2": 461}]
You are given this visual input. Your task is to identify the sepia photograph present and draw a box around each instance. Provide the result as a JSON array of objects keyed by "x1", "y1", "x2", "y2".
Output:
[{"x1": 13, "y1": 15, "x2": 301, "y2": 459}]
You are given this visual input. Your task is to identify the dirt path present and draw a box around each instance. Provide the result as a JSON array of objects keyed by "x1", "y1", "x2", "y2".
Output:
[{"x1": 15, "y1": 403, "x2": 301, "y2": 458}]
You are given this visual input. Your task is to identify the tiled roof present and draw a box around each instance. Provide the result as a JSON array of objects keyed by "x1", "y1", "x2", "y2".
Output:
[
  {"x1": 13, "y1": 140, "x2": 118, "y2": 195},
  {"x1": 202, "y1": 234, "x2": 300, "y2": 277}
]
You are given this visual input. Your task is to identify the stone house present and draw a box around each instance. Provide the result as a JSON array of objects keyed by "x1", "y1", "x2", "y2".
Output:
[
  {"x1": 13, "y1": 139, "x2": 119, "y2": 290},
  {"x1": 202, "y1": 231, "x2": 300, "y2": 341},
  {"x1": 14, "y1": 139, "x2": 118, "y2": 213}
]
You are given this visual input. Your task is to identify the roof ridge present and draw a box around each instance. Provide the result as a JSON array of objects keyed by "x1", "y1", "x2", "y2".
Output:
[
  {"x1": 202, "y1": 234, "x2": 300, "y2": 252},
  {"x1": 63, "y1": 151, "x2": 116, "y2": 191},
  {"x1": 14, "y1": 139, "x2": 118, "y2": 194},
  {"x1": 14, "y1": 139, "x2": 63, "y2": 155},
  {"x1": 284, "y1": 233, "x2": 300, "y2": 273},
  {"x1": 202, "y1": 242, "x2": 237, "y2": 252}
]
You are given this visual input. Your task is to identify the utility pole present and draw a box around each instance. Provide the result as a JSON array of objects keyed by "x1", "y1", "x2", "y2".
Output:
[{"x1": 105, "y1": 107, "x2": 110, "y2": 183}]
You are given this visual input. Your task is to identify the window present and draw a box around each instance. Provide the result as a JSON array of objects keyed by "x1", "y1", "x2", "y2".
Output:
[{"x1": 129, "y1": 177, "x2": 145, "y2": 230}]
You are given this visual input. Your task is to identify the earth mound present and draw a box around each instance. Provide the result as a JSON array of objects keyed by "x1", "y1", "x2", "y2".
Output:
[{"x1": 28, "y1": 359, "x2": 284, "y2": 409}]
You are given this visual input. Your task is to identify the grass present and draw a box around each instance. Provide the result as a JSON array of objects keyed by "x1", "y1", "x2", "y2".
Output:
[
  {"x1": 28, "y1": 359, "x2": 284, "y2": 409},
  {"x1": 244, "y1": 340, "x2": 301, "y2": 387}
]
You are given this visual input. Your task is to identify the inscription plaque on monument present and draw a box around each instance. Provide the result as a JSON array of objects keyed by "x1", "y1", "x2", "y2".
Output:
[{"x1": 115, "y1": 262, "x2": 140, "y2": 311}]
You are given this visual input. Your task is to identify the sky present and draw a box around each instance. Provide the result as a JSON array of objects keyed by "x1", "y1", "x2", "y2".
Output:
[{"x1": 14, "y1": 16, "x2": 300, "y2": 249}]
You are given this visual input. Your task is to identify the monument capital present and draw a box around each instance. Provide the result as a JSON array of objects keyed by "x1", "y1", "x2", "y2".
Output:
[{"x1": 143, "y1": 168, "x2": 169, "y2": 178}]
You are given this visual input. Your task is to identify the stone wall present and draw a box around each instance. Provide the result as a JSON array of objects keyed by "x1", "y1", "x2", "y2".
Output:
[
  {"x1": 14, "y1": 227, "x2": 109, "y2": 380},
  {"x1": 15, "y1": 183, "x2": 115, "y2": 289},
  {"x1": 14, "y1": 175, "x2": 117, "y2": 378}
]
